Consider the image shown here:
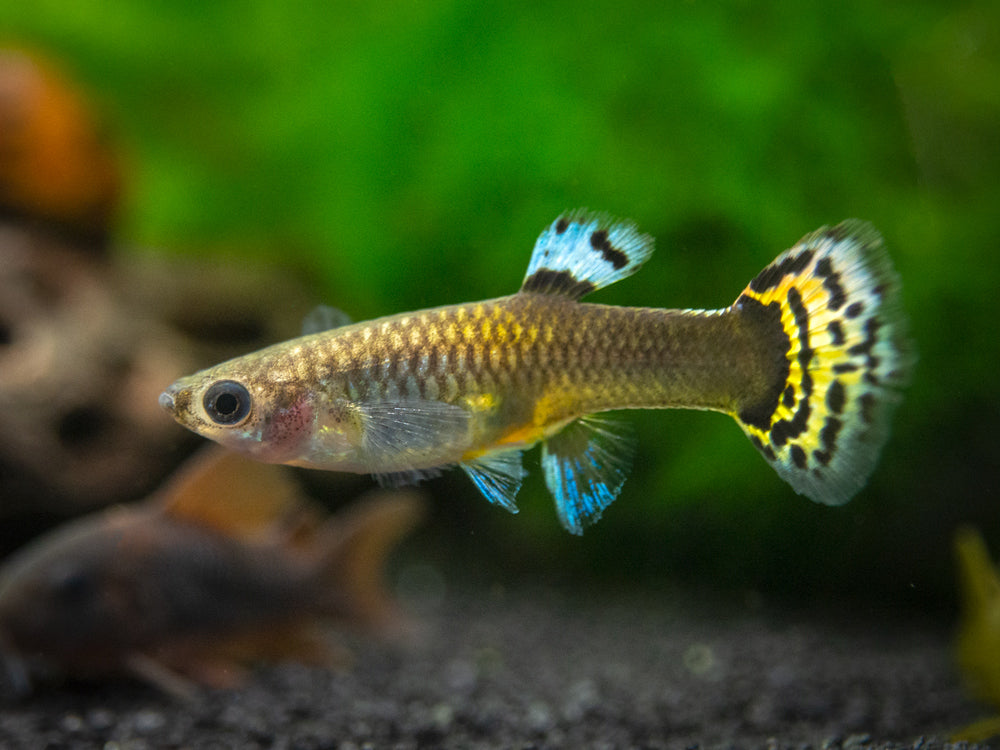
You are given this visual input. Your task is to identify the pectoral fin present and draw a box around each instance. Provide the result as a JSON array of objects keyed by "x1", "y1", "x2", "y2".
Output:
[
  {"x1": 357, "y1": 399, "x2": 471, "y2": 472},
  {"x1": 541, "y1": 416, "x2": 635, "y2": 534}
]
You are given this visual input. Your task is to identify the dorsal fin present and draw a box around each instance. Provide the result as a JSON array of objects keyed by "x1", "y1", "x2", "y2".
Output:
[
  {"x1": 301, "y1": 304, "x2": 353, "y2": 336},
  {"x1": 520, "y1": 210, "x2": 654, "y2": 301},
  {"x1": 155, "y1": 446, "x2": 304, "y2": 540}
]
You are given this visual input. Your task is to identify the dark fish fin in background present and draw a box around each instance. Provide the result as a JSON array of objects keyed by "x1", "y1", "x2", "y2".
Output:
[
  {"x1": 955, "y1": 525, "x2": 1000, "y2": 616},
  {"x1": 315, "y1": 489, "x2": 425, "y2": 632},
  {"x1": 952, "y1": 527, "x2": 1000, "y2": 743},
  {"x1": 541, "y1": 416, "x2": 635, "y2": 535},
  {"x1": 155, "y1": 446, "x2": 304, "y2": 541},
  {"x1": 520, "y1": 210, "x2": 654, "y2": 300},
  {"x1": 953, "y1": 525, "x2": 1000, "y2": 721},
  {"x1": 124, "y1": 652, "x2": 202, "y2": 702},
  {"x1": 205, "y1": 621, "x2": 353, "y2": 668},
  {"x1": 0, "y1": 645, "x2": 32, "y2": 699},
  {"x1": 951, "y1": 716, "x2": 1000, "y2": 745},
  {"x1": 301, "y1": 304, "x2": 354, "y2": 335},
  {"x1": 142, "y1": 623, "x2": 353, "y2": 694}
]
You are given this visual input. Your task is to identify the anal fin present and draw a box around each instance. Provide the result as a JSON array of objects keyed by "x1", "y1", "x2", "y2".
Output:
[{"x1": 541, "y1": 416, "x2": 635, "y2": 535}]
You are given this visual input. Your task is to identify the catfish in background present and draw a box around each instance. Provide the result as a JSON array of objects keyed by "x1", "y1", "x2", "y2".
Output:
[
  {"x1": 161, "y1": 211, "x2": 912, "y2": 533},
  {"x1": 0, "y1": 447, "x2": 423, "y2": 699}
]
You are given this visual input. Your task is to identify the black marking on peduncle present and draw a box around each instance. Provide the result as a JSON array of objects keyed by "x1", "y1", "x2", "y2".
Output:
[
  {"x1": 589, "y1": 229, "x2": 629, "y2": 270},
  {"x1": 735, "y1": 295, "x2": 790, "y2": 432}
]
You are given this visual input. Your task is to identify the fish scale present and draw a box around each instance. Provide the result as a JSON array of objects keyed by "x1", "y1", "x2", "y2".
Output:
[{"x1": 161, "y1": 210, "x2": 912, "y2": 534}]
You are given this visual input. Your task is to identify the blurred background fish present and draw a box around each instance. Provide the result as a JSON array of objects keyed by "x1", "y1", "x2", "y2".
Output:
[
  {"x1": 952, "y1": 527, "x2": 1000, "y2": 742},
  {"x1": 0, "y1": 446, "x2": 423, "y2": 699}
]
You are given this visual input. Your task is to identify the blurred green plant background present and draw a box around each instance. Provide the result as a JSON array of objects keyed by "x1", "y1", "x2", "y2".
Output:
[{"x1": 3, "y1": 1, "x2": 998, "y2": 608}]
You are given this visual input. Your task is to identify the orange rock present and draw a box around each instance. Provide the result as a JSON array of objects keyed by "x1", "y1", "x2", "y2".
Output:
[{"x1": 0, "y1": 48, "x2": 121, "y2": 246}]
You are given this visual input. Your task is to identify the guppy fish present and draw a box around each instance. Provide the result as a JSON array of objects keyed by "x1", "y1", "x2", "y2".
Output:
[
  {"x1": 0, "y1": 446, "x2": 422, "y2": 697},
  {"x1": 160, "y1": 211, "x2": 912, "y2": 534}
]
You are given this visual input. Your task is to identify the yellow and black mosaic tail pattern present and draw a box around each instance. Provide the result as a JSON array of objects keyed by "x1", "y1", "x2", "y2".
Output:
[{"x1": 733, "y1": 220, "x2": 913, "y2": 505}]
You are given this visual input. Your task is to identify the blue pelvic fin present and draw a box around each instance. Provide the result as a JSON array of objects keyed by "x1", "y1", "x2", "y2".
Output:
[
  {"x1": 520, "y1": 210, "x2": 654, "y2": 301},
  {"x1": 460, "y1": 450, "x2": 528, "y2": 514},
  {"x1": 541, "y1": 416, "x2": 635, "y2": 535},
  {"x1": 302, "y1": 304, "x2": 354, "y2": 335}
]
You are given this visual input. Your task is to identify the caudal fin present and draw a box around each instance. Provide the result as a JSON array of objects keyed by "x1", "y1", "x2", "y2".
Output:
[{"x1": 733, "y1": 221, "x2": 913, "y2": 505}]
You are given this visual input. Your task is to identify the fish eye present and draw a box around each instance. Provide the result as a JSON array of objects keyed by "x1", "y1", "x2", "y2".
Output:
[
  {"x1": 51, "y1": 567, "x2": 95, "y2": 604},
  {"x1": 203, "y1": 380, "x2": 252, "y2": 425}
]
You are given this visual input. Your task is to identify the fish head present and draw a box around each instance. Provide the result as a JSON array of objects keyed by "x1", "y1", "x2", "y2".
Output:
[
  {"x1": 0, "y1": 512, "x2": 146, "y2": 671},
  {"x1": 159, "y1": 348, "x2": 360, "y2": 467}
]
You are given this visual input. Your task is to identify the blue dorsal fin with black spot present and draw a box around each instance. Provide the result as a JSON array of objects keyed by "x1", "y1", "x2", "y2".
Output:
[
  {"x1": 520, "y1": 210, "x2": 655, "y2": 301},
  {"x1": 302, "y1": 305, "x2": 353, "y2": 336}
]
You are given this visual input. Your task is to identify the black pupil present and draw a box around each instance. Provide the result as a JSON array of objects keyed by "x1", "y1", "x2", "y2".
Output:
[
  {"x1": 214, "y1": 392, "x2": 239, "y2": 416},
  {"x1": 203, "y1": 380, "x2": 251, "y2": 425}
]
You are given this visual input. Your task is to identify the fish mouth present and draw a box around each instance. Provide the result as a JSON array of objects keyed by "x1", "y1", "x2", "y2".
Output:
[
  {"x1": 158, "y1": 386, "x2": 178, "y2": 413},
  {"x1": 159, "y1": 380, "x2": 199, "y2": 426}
]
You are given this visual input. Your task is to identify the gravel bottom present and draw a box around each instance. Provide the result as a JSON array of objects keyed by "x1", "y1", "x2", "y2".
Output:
[{"x1": 0, "y1": 583, "x2": 988, "y2": 750}]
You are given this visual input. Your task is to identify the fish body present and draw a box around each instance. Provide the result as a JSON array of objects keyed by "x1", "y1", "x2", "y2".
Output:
[
  {"x1": 0, "y1": 447, "x2": 422, "y2": 695},
  {"x1": 161, "y1": 211, "x2": 912, "y2": 533}
]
